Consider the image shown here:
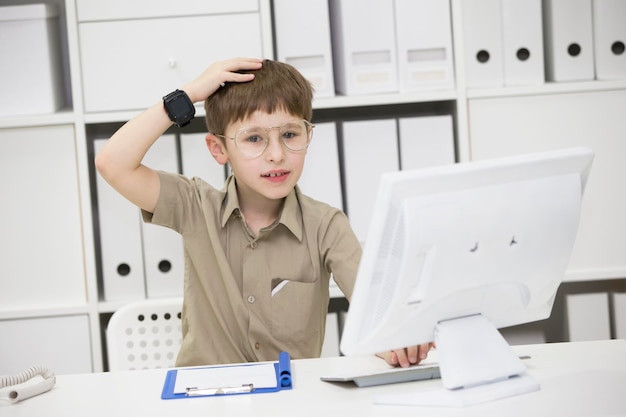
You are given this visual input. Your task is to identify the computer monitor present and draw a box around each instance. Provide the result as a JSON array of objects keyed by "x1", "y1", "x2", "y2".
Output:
[{"x1": 340, "y1": 147, "x2": 594, "y2": 406}]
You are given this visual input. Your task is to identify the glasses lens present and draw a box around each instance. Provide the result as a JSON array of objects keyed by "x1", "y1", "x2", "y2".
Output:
[
  {"x1": 280, "y1": 120, "x2": 310, "y2": 151},
  {"x1": 232, "y1": 120, "x2": 312, "y2": 158},
  {"x1": 235, "y1": 127, "x2": 267, "y2": 158}
]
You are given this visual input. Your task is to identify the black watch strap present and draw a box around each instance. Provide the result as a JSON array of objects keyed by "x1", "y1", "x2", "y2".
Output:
[{"x1": 163, "y1": 89, "x2": 195, "y2": 127}]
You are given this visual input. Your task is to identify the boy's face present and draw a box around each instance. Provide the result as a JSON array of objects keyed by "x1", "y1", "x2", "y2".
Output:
[{"x1": 214, "y1": 109, "x2": 310, "y2": 203}]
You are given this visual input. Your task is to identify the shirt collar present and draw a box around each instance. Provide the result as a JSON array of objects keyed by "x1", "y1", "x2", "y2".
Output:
[
  {"x1": 221, "y1": 176, "x2": 240, "y2": 227},
  {"x1": 220, "y1": 176, "x2": 303, "y2": 241}
]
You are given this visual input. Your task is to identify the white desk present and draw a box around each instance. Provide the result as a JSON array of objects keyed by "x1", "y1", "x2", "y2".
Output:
[{"x1": 2, "y1": 339, "x2": 625, "y2": 417}]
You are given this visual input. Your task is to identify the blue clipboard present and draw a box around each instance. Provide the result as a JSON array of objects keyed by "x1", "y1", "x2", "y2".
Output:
[{"x1": 161, "y1": 351, "x2": 292, "y2": 399}]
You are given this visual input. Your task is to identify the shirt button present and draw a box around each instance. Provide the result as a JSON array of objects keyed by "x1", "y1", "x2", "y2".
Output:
[
  {"x1": 250, "y1": 241, "x2": 258, "y2": 249},
  {"x1": 255, "y1": 342, "x2": 260, "y2": 350},
  {"x1": 247, "y1": 295, "x2": 256, "y2": 304}
]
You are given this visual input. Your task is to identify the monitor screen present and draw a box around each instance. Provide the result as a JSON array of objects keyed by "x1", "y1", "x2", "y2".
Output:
[{"x1": 339, "y1": 147, "x2": 594, "y2": 402}]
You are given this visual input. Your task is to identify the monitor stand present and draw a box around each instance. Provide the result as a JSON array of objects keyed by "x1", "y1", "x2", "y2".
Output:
[{"x1": 374, "y1": 314, "x2": 540, "y2": 407}]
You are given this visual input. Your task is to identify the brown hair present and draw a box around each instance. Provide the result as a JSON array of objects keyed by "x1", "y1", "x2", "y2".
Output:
[{"x1": 204, "y1": 59, "x2": 314, "y2": 136}]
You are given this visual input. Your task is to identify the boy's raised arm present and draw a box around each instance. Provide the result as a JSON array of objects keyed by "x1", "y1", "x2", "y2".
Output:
[
  {"x1": 94, "y1": 101, "x2": 173, "y2": 213},
  {"x1": 94, "y1": 58, "x2": 262, "y2": 214}
]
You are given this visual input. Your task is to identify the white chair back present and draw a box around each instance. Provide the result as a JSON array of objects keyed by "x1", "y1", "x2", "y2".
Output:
[{"x1": 106, "y1": 297, "x2": 183, "y2": 371}]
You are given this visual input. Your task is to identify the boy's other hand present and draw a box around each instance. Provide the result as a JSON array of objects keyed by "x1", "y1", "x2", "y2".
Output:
[{"x1": 377, "y1": 343, "x2": 434, "y2": 368}]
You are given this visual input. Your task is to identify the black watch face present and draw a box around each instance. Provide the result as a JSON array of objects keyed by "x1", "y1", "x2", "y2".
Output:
[{"x1": 170, "y1": 95, "x2": 194, "y2": 114}]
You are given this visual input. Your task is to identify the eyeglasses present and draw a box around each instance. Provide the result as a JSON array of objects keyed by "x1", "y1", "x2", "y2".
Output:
[{"x1": 215, "y1": 119, "x2": 314, "y2": 159}]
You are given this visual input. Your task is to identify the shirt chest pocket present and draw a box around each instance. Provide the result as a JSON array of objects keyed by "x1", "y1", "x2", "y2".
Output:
[{"x1": 270, "y1": 279, "x2": 323, "y2": 346}]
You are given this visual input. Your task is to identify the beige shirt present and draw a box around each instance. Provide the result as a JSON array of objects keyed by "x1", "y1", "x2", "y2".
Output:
[{"x1": 143, "y1": 172, "x2": 361, "y2": 366}]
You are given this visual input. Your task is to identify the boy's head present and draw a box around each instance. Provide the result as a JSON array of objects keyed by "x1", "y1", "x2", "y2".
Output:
[{"x1": 204, "y1": 59, "x2": 314, "y2": 137}]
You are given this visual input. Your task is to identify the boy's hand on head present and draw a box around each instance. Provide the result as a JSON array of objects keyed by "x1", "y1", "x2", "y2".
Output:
[
  {"x1": 377, "y1": 343, "x2": 435, "y2": 368},
  {"x1": 182, "y1": 57, "x2": 263, "y2": 103}
]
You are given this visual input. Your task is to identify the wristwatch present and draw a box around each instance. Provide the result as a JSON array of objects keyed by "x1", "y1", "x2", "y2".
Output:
[{"x1": 163, "y1": 89, "x2": 195, "y2": 127}]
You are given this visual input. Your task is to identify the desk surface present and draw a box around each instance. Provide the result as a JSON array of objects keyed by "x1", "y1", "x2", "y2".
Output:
[{"x1": 2, "y1": 339, "x2": 625, "y2": 417}]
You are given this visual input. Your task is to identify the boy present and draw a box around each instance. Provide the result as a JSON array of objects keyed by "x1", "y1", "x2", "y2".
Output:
[{"x1": 96, "y1": 58, "x2": 430, "y2": 367}]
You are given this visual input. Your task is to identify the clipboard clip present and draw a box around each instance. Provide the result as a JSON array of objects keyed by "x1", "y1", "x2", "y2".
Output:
[{"x1": 185, "y1": 383, "x2": 255, "y2": 396}]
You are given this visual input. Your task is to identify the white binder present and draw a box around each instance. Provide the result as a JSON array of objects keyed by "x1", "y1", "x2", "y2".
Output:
[
  {"x1": 398, "y1": 115, "x2": 455, "y2": 170},
  {"x1": 328, "y1": 0, "x2": 398, "y2": 95},
  {"x1": 180, "y1": 132, "x2": 226, "y2": 188},
  {"x1": 592, "y1": 0, "x2": 626, "y2": 80},
  {"x1": 274, "y1": 0, "x2": 335, "y2": 98},
  {"x1": 298, "y1": 122, "x2": 343, "y2": 210},
  {"x1": 612, "y1": 292, "x2": 626, "y2": 339},
  {"x1": 342, "y1": 119, "x2": 399, "y2": 243},
  {"x1": 394, "y1": 0, "x2": 455, "y2": 92},
  {"x1": 501, "y1": 0, "x2": 545, "y2": 86},
  {"x1": 94, "y1": 138, "x2": 146, "y2": 301},
  {"x1": 542, "y1": 0, "x2": 595, "y2": 82},
  {"x1": 141, "y1": 135, "x2": 184, "y2": 298},
  {"x1": 321, "y1": 312, "x2": 341, "y2": 357},
  {"x1": 566, "y1": 292, "x2": 611, "y2": 342},
  {"x1": 461, "y1": 0, "x2": 504, "y2": 88}
]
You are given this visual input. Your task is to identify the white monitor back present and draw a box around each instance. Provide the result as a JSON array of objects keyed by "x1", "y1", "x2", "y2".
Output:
[{"x1": 341, "y1": 147, "x2": 594, "y2": 357}]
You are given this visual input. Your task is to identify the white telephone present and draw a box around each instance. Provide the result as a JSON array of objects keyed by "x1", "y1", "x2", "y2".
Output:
[{"x1": 0, "y1": 365, "x2": 56, "y2": 403}]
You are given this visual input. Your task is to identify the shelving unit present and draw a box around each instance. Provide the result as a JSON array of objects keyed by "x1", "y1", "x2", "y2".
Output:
[{"x1": 1, "y1": 0, "x2": 624, "y2": 374}]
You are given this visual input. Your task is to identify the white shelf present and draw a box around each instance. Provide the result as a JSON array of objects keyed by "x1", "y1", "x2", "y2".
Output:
[
  {"x1": 83, "y1": 109, "x2": 144, "y2": 124},
  {"x1": 14, "y1": 80, "x2": 626, "y2": 126},
  {"x1": 467, "y1": 79, "x2": 626, "y2": 99},
  {"x1": 98, "y1": 291, "x2": 347, "y2": 315},
  {"x1": 80, "y1": 89, "x2": 459, "y2": 125},
  {"x1": 313, "y1": 89, "x2": 458, "y2": 109},
  {"x1": 0, "y1": 109, "x2": 76, "y2": 129},
  {"x1": 98, "y1": 299, "x2": 146, "y2": 314},
  {"x1": 0, "y1": 303, "x2": 92, "y2": 320}
]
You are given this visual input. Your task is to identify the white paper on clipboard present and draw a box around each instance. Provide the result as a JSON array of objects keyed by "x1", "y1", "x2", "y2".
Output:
[{"x1": 173, "y1": 363, "x2": 277, "y2": 394}]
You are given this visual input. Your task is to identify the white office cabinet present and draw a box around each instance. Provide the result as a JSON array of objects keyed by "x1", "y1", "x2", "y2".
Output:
[
  {"x1": 180, "y1": 133, "x2": 226, "y2": 188},
  {"x1": 342, "y1": 119, "x2": 399, "y2": 243},
  {"x1": 0, "y1": 126, "x2": 86, "y2": 310},
  {"x1": 542, "y1": 0, "x2": 595, "y2": 82},
  {"x1": 398, "y1": 115, "x2": 455, "y2": 170},
  {"x1": 0, "y1": 4, "x2": 65, "y2": 116},
  {"x1": 566, "y1": 293, "x2": 611, "y2": 341},
  {"x1": 468, "y1": 89, "x2": 626, "y2": 281},
  {"x1": 75, "y1": 0, "x2": 257, "y2": 21},
  {"x1": 141, "y1": 136, "x2": 184, "y2": 298},
  {"x1": 94, "y1": 139, "x2": 146, "y2": 302},
  {"x1": 329, "y1": 0, "x2": 398, "y2": 95},
  {"x1": 298, "y1": 122, "x2": 343, "y2": 210},
  {"x1": 592, "y1": 0, "x2": 626, "y2": 80},
  {"x1": 501, "y1": 0, "x2": 545, "y2": 86},
  {"x1": 79, "y1": 13, "x2": 264, "y2": 112},
  {"x1": 461, "y1": 0, "x2": 504, "y2": 88},
  {"x1": 394, "y1": 0, "x2": 455, "y2": 92},
  {"x1": 2, "y1": 0, "x2": 624, "y2": 374},
  {"x1": 274, "y1": 0, "x2": 335, "y2": 98},
  {"x1": 0, "y1": 315, "x2": 92, "y2": 375}
]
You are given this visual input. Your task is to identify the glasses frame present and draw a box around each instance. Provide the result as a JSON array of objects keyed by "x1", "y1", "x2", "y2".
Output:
[{"x1": 215, "y1": 119, "x2": 315, "y2": 159}]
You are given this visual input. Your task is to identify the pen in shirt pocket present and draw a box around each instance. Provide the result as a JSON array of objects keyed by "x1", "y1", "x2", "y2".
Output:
[{"x1": 271, "y1": 278, "x2": 289, "y2": 297}]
